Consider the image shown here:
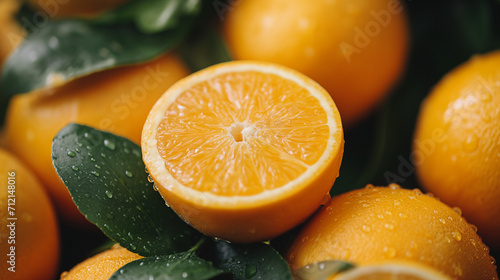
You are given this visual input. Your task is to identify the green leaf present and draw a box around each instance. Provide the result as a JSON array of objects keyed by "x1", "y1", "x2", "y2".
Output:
[
  {"x1": 0, "y1": 18, "x2": 194, "y2": 97},
  {"x1": 179, "y1": 27, "x2": 232, "y2": 72},
  {"x1": 109, "y1": 251, "x2": 226, "y2": 280},
  {"x1": 292, "y1": 261, "x2": 354, "y2": 280},
  {"x1": 97, "y1": 0, "x2": 202, "y2": 34},
  {"x1": 51, "y1": 123, "x2": 202, "y2": 256},
  {"x1": 208, "y1": 240, "x2": 293, "y2": 280}
]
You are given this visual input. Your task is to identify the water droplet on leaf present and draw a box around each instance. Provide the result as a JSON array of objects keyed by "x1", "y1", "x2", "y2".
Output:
[
  {"x1": 245, "y1": 263, "x2": 258, "y2": 278},
  {"x1": 133, "y1": 149, "x2": 141, "y2": 157},
  {"x1": 104, "y1": 139, "x2": 116, "y2": 150},
  {"x1": 105, "y1": 190, "x2": 113, "y2": 198}
]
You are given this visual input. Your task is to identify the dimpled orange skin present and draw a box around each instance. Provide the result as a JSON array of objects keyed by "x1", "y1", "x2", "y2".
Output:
[
  {"x1": 5, "y1": 53, "x2": 189, "y2": 226},
  {"x1": 287, "y1": 185, "x2": 498, "y2": 280},
  {"x1": 0, "y1": 149, "x2": 60, "y2": 280},
  {"x1": 413, "y1": 51, "x2": 500, "y2": 250},
  {"x1": 27, "y1": 0, "x2": 130, "y2": 18},
  {"x1": 223, "y1": 0, "x2": 409, "y2": 127},
  {"x1": 60, "y1": 245, "x2": 143, "y2": 280}
]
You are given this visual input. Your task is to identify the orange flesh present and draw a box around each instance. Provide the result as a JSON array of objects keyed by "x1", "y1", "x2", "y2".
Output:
[{"x1": 156, "y1": 71, "x2": 330, "y2": 196}]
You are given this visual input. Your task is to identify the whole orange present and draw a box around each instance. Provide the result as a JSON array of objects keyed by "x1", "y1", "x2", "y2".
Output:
[
  {"x1": 413, "y1": 50, "x2": 500, "y2": 249},
  {"x1": 5, "y1": 53, "x2": 189, "y2": 226},
  {"x1": 287, "y1": 185, "x2": 498, "y2": 280},
  {"x1": 223, "y1": 0, "x2": 409, "y2": 126},
  {"x1": 26, "y1": 0, "x2": 130, "y2": 18},
  {"x1": 60, "y1": 245, "x2": 142, "y2": 280},
  {"x1": 0, "y1": 148, "x2": 60, "y2": 280},
  {"x1": 0, "y1": 127, "x2": 6, "y2": 148}
]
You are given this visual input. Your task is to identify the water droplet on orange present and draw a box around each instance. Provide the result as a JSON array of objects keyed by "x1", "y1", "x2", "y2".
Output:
[
  {"x1": 340, "y1": 249, "x2": 351, "y2": 259},
  {"x1": 388, "y1": 184, "x2": 400, "y2": 190},
  {"x1": 412, "y1": 188, "x2": 423, "y2": 195},
  {"x1": 452, "y1": 207, "x2": 462, "y2": 215},
  {"x1": 383, "y1": 246, "x2": 396, "y2": 258},
  {"x1": 469, "y1": 224, "x2": 478, "y2": 232},
  {"x1": 321, "y1": 193, "x2": 331, "y2": 205},
  {"x1": 452, "y1": 231, "x2": 462, "y2": 241},
  {"x1": 362, "y1": 225, "x2": 371, "y2": 233},
  {"x1": 463, "y1": 135, "x2": 479, "y2": 152}
]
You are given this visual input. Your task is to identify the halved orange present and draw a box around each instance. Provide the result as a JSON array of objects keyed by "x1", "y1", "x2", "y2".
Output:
[
  {"x1": 142, "y1": 61, "x2": 344, "y2": 242},
  {"x1": 331, "y1": 261, "x2": 451, "y2": 280}
]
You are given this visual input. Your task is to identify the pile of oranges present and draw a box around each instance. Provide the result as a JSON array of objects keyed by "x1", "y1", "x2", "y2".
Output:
[{"x1": 1, "y1": 0, "x2": 499, "y2": 279}]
